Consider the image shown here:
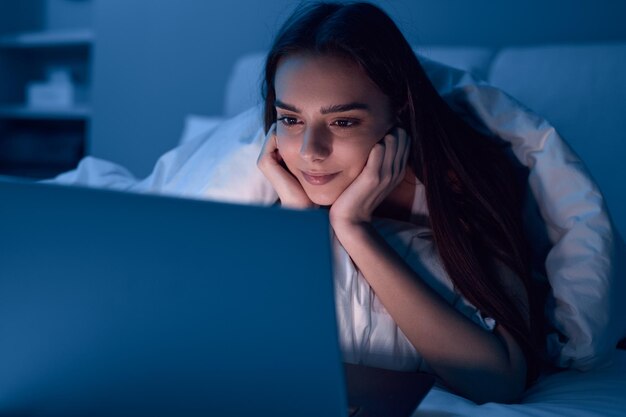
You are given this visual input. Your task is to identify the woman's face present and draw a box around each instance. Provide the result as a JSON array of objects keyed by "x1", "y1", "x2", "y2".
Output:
[{"x1": 274, "y1": 53, "x2": 396, "y2": 206}]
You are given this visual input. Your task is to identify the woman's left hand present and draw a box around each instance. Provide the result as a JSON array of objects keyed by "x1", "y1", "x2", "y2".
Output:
[{"x1": 329, "y1": 127, "x2": 410, "y2": 227}]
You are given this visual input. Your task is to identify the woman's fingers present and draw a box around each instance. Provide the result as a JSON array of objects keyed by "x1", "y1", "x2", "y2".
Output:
[
  {"x1": 382, "y1": 132, "x2": 398, "y2": 179},
  {"x1": 258, "y1": 123, "x2": 278, "y2": 164},
  {"x1": 257, "y1": 122, "x2": 314, "y2": 208},
  {"x1": 259, "y1": 123, "x2": 292, "y2": 170},
  {"x1": 364, "y1": 141, "x2": 386, "y2": 183},
  {"x1": 380, "y1": 127, "x2": 409, "y2": 186},
  {"x1": 395, "y1": 127, "x2": 410, "y2": 179},
  {"x1": 329, "y1": 127, "x2": 413, "y2": 223}
]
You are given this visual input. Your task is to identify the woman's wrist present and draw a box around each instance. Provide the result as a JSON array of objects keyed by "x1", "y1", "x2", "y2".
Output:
[
  {"x1": 330, "y1": 216, "x2": 373, "y2": 244},
  {"x1": 329, "y1": 209, "x2": 371, "y2": 229}
]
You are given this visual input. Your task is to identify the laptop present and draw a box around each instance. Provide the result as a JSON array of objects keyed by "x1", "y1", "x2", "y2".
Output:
[{"x1": 0, "y1": 178, "x2": 433, "y2": 417}]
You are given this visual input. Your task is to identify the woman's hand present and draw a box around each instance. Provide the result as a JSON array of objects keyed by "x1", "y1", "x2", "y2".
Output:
[
  {"x1": 329, "y1": 127, "x2": 410, "y2": 227},
  {"x1": 257, "y1": 123, "x2": 317, "y2": 209}
]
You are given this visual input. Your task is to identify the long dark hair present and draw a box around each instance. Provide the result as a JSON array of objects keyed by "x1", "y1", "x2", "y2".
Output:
[{"x1": 262, "y1": 2, "x2": 543, "y2": 382}]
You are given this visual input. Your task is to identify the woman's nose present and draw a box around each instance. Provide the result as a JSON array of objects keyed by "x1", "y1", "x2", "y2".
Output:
[{"x1": 300, "y1": 127, "x2": 331, "y2": 161}]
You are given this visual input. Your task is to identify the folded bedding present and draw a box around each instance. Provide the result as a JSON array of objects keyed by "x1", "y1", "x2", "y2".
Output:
[
  {"x1": 46, "y1": 57, "x2": 626, "y2": 375},
  {"x1": 416, "y1": 348, "x2": 626, "y2": 417}
]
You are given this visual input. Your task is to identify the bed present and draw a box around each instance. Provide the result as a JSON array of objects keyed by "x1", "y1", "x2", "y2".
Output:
[
  {"x1": 46, "y1": 43, "x2": 626, "y2": 416},
  {"x1": 418, "y1": 349, "x2": 626, "y2": 416}
]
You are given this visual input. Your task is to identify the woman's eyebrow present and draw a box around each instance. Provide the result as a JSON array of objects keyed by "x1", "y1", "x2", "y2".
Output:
[
  {"x1": 275, "y1": 99, "x2": 370, "y2": 114},
  {"x1": 275, "y1": 99, "x2": 300, "y2": 113},
  {"x1": 320, "y1": 102, "x2": 370, "y2": 114}
]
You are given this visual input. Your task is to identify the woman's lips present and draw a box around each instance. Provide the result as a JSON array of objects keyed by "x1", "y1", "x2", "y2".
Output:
[{"x1": 301, "y1": 170, "x2": 340, "y2": 185}]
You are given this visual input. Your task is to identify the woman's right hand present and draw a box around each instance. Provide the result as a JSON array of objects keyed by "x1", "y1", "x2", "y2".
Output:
[{"x1": 257, "y1": 123, "x2": 317, "y2": 209}]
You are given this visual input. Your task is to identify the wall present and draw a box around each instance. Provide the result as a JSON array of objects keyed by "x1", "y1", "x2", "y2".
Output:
[
  {"x1": 0, "y1": 0, "x2": 91, "y2": 33},
  {"x1": 45, "y1": 0, "x2": 93, "y2": 30},
  {"x1": 90, "y1": 0, "x2": 295, "y2": 177},
  {"x1": 0, "y1": 1, "x2": 45, "y2": 104},
  {"x1": 90, "y1": 0, "x2": 626, "y2": 177}
]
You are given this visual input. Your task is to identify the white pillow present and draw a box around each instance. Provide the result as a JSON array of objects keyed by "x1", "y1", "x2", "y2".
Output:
[
  {"x1": 223, "y1": 53, "x2": 266, "y2": 117},
  {"x1": 413, "y1": 46, "x2": 496, "y2": 81},
  {"x1": 178, "y1": 114, "x2": 225, "y2": 146},
  {"x1": 132, "y1": 106, "x2": 277, "y2": 205},
  {"x1": 46, "y1": 106, "x2": 277, "y2": 206}
]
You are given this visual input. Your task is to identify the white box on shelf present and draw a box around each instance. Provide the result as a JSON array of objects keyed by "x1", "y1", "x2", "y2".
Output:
[
  {"x1": 26, "y1": 68, "x2": 75, "y2": 108},
  {"x1": 26, "y1": 82, "x2": 74, "y2": 108}
]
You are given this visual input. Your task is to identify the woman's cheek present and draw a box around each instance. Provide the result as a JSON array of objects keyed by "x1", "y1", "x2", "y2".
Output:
[
  {"x1": 275, "y1": 135, "x2": 300, "y2": 166},
  {"x1": 276, "y1": 123, "x2": 303, "y2": 138},
  {"x1": 275, "y1": 126, "x2": 300, "y2": 145},
  {"x1": 275, "y1": 134, "x2": 292, "y2": 153},
  {"x1": 335, "y1": 141, "x2": 372, "y2": 169}
]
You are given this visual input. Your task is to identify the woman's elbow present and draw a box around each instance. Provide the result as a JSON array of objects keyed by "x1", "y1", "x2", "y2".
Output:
[
  {"x1": 471, "y1": 371, "x2": 526, "y2": 404},
  {"x1": 464, "y1": 354, "x2": 527, "y2": 404},
  {"x1": 471, "y1": 324, "x2": 529, "y2": 404}
]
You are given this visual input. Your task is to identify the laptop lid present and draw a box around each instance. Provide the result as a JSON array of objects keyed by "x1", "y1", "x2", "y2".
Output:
[{"x1": 0, "y1": 179, "x2": 348, "y2": 416}]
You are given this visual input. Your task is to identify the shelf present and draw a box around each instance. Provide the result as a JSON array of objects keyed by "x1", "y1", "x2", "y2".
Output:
[
  {"x1": 0, "y1": 105, "x2": 91, "y2": 120},
  {"x1": 0, "y1": 29, "x2": 94, "y2": 49},
  {"x1": 0, "y1": 163, "x2": 76, "y2": 180}
]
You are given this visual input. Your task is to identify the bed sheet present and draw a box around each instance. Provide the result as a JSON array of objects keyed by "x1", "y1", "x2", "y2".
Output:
[{"x1": 415, "y1": 349, "x2": 626, "y2": 416}]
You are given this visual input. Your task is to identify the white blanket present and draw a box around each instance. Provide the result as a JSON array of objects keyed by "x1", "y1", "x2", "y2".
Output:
[{"x1": 417, "y1": 348, "x2": 626, "y2": 416}]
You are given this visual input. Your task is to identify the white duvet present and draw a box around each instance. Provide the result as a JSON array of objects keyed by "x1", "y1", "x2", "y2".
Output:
[
  {"x1": 45, "y1": 57, "x2": 626, "y2": 415},
  {"x1": 417, "y1": 349, "x2": 626, "y2": 416}
]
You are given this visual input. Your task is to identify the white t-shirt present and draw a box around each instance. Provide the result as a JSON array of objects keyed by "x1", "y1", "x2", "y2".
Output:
[{"x1": 332, "y1": 180, "x2": 496, "y2": 372}]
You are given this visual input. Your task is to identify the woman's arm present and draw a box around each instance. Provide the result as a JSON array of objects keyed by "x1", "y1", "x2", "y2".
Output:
[
  {"x1": 327, "y1": 128, "x2": 528, "y2": 402},
  {"x1": 331, "y1": 219, "x2": 527, "y2": 404}
]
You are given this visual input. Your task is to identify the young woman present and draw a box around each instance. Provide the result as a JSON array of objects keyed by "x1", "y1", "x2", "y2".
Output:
[{"x1": 257, "y1": 2, "x2": 544, "y2": 404}]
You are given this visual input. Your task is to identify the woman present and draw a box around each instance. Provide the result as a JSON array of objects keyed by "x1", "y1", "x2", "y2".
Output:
[{"x1": 257, "y1": 1, "x2": 544, "y2": 404}]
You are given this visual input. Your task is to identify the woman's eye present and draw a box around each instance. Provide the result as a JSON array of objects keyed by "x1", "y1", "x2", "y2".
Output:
[
  {"x1": 332, "y1": 119, "x2": 358, "y2": 128},
  {"x1": 277, "y1": 116, "x2": 300, "y2": 127},
  {"x1": 276, "y1": 116, "x2": 359, "y2": 129}
]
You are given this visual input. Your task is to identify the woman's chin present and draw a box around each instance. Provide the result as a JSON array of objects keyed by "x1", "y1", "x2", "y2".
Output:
[{"x1": 307, "y1": 192, "x2": 338, "y2": 207}]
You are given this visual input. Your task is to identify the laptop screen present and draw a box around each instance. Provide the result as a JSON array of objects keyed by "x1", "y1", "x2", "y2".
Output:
[{"x1": 0, "y1": 180, "x2": 350, "y2": 416}]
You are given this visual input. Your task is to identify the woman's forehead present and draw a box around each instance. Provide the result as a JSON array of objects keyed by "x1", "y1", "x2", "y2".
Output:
[
  {"x1": 276, "y1": 53, "x2": 364, "y2": 86},
  {"x1": 275, "y1": 53, "x2": 388, "y2": 110}
]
